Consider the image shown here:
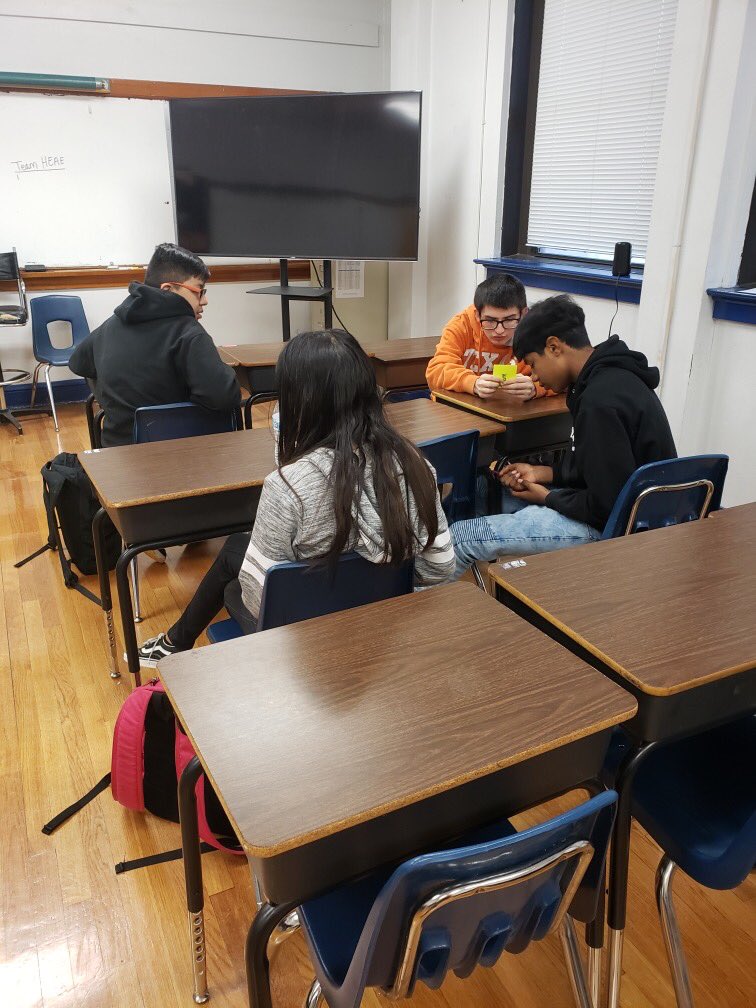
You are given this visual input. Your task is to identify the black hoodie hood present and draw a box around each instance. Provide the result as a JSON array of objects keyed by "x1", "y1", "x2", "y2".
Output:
[
  {"x1": 114, "y1": 281, "x2": 195, "y2": 325},
  {"x1": 569, "y1": 335, "x2": 659, "y2": 408}
]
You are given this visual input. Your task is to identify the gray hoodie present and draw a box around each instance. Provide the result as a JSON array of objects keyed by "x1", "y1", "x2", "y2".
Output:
[{"x1": 238, "y1": 447, "x2": 455, "y2": 618}]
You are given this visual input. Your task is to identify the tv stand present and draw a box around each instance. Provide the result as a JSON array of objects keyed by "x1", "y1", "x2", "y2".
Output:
[{"x1": 251, "y1": 259, "x2": 333, "y2": 342}]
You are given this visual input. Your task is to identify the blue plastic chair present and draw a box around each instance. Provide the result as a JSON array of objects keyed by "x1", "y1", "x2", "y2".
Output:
[
  {"x1": 298, "y1": 790, "x2": 617, "y2": 1008},
  {"x1": 30, "y1": 294, "x2": 90, "y2": 432},
  {"x1": 417, "y1": 429, "x2": 485, "y2": 590},
  {"x1": 131, "y1": 402, "x2": 238, "y2": 622},
  {"x1": 133, "y1": 401, "x2": 237, "y2": 443},
  {"x1": 383, "y1": 387, "x2": 431, "y2": 403},
  {"x1": 604, "y1": 717, "x2": 755, "y2": 1007},
  {"x1": 601, "y1": 455, "x2": 728, "y2": 539},
  {"x1": 207, "y1": 551, "x2": 414, "y2": 643},
  {"x1": 417, "y1": 429, "x2": 479, "y2": 524}
]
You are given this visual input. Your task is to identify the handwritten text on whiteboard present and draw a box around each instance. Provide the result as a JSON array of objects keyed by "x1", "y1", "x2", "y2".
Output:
[{"x1": 12, "y1": 155, "x2": 66, "y2": 175}]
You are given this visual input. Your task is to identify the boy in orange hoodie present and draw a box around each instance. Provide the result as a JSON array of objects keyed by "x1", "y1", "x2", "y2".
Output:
[{"x1": 426, "y1": 273, "x2": 548, "y2": 400}]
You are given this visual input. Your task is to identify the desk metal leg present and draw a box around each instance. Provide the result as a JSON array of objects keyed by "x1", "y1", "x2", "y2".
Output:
[
  {"x1": 115, "y1": 546, "x2": 144, "y2": 687},
  {"x1": 93, "y1": 507, "x2": 119, "y2": 679},
  {"x1": 245, "y1": 899, "x2": 300, "y2": 1008},
  {"x1": 85, "y1": 394, "x2": 96, "y2": 449},
  {"x1": 605, "y1": 740, "x2": 659, "y2": 1008},
  {"x1": 179, "y1": 756, "x2": 209, "y2": 1005},
  {"x1": 586, "y1": 868, "x2": 605, "y2": 1007}
]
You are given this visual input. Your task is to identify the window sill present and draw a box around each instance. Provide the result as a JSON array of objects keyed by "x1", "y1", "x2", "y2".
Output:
[
  {"x1": 475, "y1": 256, "x2": 643, "y2": 304},
  {"x1": 707, "y1": 286, "x2": 756, "y2": 325}
]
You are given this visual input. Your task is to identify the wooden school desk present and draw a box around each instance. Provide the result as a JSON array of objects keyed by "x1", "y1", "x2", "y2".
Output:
[
  {"x1": 489, "y1": 509, "x2": 756, "y2": 1008},
  {"x1": 160, "y1": 582, "x2": 637, "y2": 1007},
  {"x1": 81, "y1": 399, "x2": 505, "y2": 684},
  {"x1": 362, "y1": 335, "x2": 439, "y2": 390},
  {"x1": 432, "y1": 388, "x2": 571, "y2": 457},
  {"x1": 81, "y1": 426, "x2": 275, "y2": 685},
  {"x1": 221, "y1": 336, "x2": 438, "y2": 400},
  {"x1": 218, "y1": 343, "x2": 287, "y2": 400}
]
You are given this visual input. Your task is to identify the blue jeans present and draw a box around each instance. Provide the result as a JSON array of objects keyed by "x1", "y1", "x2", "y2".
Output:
[{"x1": 451, "y1": 498, "x2": 601, "y2": 579}]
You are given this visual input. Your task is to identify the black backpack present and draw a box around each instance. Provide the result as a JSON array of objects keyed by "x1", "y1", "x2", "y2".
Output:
[{"x1": 15, "y1": 452, "x2": 121, "y2": 604}]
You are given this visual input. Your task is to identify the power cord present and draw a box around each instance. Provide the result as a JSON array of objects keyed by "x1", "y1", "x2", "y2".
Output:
[
  {"x1": 310, "y1": 260, "x2": 353, "y2": 336},
  {"x1": 608, "y1": 278, "x2": 620, "y2": 339}
]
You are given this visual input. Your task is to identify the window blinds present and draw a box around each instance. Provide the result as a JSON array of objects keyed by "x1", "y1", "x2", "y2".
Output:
[{"x1": 526, "y1": 0, "x2": 678, "y2": 263}]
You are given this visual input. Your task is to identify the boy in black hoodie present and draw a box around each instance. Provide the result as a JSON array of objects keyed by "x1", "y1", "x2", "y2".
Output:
[
  {"x1": 451, "y1": 294, "x2": 677, "y2": 577},
  {"x1": 70, "y1": 243, "x2": 239, "y2": 447}
]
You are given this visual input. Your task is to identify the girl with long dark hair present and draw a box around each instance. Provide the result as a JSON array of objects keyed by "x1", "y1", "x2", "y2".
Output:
[{"x1": 136, "y1": 329, "x2": 455, "y2": 665}]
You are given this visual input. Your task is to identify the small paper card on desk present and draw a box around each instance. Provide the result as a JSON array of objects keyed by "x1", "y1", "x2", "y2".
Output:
[{"x1": 493, "y1": 362, "x2": 518, "y2": 381}]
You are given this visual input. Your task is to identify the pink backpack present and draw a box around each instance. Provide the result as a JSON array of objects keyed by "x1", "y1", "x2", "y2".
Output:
[{"x1": 43, "y1": 678, "x2": 241, "y2": 868}]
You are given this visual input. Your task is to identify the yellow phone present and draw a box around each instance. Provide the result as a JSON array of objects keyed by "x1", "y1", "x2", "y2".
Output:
[{"x1": 492, "y1": 362, "x2": 518, "y2": 381}]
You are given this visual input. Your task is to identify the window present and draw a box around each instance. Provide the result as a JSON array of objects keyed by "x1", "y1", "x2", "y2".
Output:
[{"x1": 502, "y1": 0, "x2": 678, "y2": 267}]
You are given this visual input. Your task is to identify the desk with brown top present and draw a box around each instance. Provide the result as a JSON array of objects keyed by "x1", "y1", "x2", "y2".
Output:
[
  {"x1": 362, "y1": 335, "x2": 439, "y2": 390},
  {"x1": 81, "y1": 426, "x2": 275, "y2": 685},
  {"x1": 81, "y1": 399, "x2": 504, "y2": 684},
  {"x1": 218, "y1": 342, "x2": 286, "y2": 401},
  {"x1": 221, "y1": 336, "x2": 438, "y2": 403},
  {"x1": 160, "y1": 582, "x2": 637, "y2": 1007},
  {"x1": 489, "y1": 508, "x2": 756, "y2": 1008},
  {"x1": 432, "y1": 388, "x2": 571, "y2": 457}
]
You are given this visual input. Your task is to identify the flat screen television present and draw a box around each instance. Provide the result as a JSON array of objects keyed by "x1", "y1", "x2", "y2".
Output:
[{"x1": 169, "y1": 91, "x2": 422, "y2": 261}]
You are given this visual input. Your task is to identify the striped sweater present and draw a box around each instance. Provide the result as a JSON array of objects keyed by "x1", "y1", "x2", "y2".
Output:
[{"x1": 238, "y1": 447, "x2": 455, "y2": 619}]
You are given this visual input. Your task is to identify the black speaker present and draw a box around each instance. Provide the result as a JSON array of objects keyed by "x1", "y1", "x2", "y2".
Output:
[{"x1": 612, "y1": 242, "x2": 632, "y2": 277}]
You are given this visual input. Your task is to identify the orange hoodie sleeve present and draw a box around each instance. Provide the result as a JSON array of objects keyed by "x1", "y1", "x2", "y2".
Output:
[{"x1": 425, "y1": 310, "x2": 479, "y2": 394}]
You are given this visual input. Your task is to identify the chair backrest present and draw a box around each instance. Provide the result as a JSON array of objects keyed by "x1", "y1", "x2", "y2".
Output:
[
  {"x1": 30, "y1": 294, "x2": 90, "y2": 362},
  {"x1": 133, "y1": 401, "x2": 237, "y2": 443},
  {"x1": 301, "y1": 790, "x2": 616, "y2": 1000},
  {"x1": 417, "y1": 430, "x2": 479, "y2": 523},
  {"x1": 383, "y1": 388, "x2": 431, "y2": 404},
  {"x1": 258, "y1": 551, "x2": 414, "y2": 631},
  {"x1": 601, "y1": 455, "x2": 729, "y2": 539},
  {"x1": 0, "y1": 248, "x2": 28, "y2": 324}
]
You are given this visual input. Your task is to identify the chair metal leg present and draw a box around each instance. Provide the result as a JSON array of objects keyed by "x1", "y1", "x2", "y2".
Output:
[
  {"x1": 29, "y1": 362, "x2": 42, "y2": 408},
  {"x1": 44, "y1": 364, "x2": 59, "y2": 431},
  {"x1": 268, "y1": 910, "x2": 301, "y2": 954},
  {"x1": 561, "y1": 916, "x2": 594, "y2": 1008},
  {"x1": 304, "y1": 979, "x2": 325, "y2": 1007},
  {"x1": 129, "y1": 557, "x2": 142, "y2": 623},
  {"x1": 656, "y1": 855, "x2": 695, "y2": 1008},
  {"x1": 472, "y1": 562, "x2": 488, "y2": 593}
]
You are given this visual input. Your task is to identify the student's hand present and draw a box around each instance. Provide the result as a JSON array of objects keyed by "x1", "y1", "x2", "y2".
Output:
[
  {"x1": 497, "y1": 374, "x2": 536, "y2": 401},
  {"x1": 474, "y1": 374, "x2": 503, "y2": 399},
  {"x1": 499, "y1": 463, "x2": 553, "y2": 488},
  {"x1": 510, "y1": 480, "x2": 550, "y2": 505}
]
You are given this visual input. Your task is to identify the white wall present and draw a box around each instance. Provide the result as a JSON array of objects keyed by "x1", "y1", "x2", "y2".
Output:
[
  {"x1": 388, "y1": 0, "x2": 514, "y2": 339},
  {"x1": 1, "y1": 0, "x2": 391, "y2": 377},
  {"x1": 388, "y1": 0, "x2": 756, "y2": 506}
]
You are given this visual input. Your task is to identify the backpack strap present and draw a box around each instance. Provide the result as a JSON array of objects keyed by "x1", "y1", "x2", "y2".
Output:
[
  {"x1": 174, "y1": 726, "x2": 242, "y2": 855},
  {"x1": 114, "y1": 842, "x2": 217, "y2": 874},
  {"x1": 41, "y1": 772, "x2": 112, "y2": 835}
]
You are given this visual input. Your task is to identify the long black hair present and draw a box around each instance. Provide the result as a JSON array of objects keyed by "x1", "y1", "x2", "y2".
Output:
[{"x1": 275, "y1": 329, "x2": 439, "y2": 565}]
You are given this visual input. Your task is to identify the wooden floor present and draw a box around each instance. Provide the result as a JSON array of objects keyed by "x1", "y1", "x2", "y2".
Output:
[{"x1": 0, "y1": 403, "x2": 753, "y2": 1008}]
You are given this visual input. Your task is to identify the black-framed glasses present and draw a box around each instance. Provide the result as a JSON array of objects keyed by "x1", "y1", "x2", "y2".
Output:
[{"x1": 479, "y1": 314, "x2": 521, "y2": 331}]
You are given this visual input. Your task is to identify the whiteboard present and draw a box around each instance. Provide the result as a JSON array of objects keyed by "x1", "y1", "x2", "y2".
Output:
[{"x1": 0, "y1": 92, "x2": 176, "y2": 267}]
